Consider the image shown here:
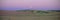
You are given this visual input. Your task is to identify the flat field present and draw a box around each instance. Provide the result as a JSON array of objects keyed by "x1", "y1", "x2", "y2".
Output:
[{"x1": 0, "y1": 10, "x2": 60, "y2": 20}]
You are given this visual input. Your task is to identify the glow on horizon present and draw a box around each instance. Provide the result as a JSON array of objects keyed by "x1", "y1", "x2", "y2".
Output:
[{"x1": 1, "y1": 0, "x2": 59, "y2": 10}]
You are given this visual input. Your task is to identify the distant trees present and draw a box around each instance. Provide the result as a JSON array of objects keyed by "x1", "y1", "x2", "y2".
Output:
[
  {"x1": 55, "y1": 10, "x2": 60, "y2": 12},
  {"x1": 31, "y1": 10, "x2": 50, "y2": 16},
  {"x1": 16, "y1": 10, "x2": 59, "y2": 16},
  {"x1": 32, "y1": 10, "x2": 49, "y2": 14},
  {"x1": 16, "y1": 9, "x2": 33, "y2": 12},
  {"x1": 48, "y1": 10, "x2": 60, "y2": 12}
]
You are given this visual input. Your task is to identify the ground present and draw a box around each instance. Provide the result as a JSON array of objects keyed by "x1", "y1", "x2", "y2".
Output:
[{"x1": 0, "y1": 10, "x2": 60, "y2": 20}]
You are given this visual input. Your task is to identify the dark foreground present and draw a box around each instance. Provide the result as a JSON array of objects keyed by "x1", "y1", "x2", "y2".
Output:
[{"x1": 0, "y1": 10, "x2": 60, "y2": 20}]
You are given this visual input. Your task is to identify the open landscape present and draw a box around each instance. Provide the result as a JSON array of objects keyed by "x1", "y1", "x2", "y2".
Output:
[
  {"x1": 0, "y1": 10, "x2": 60, "y2": 20},
  {"x1": 1, "y1": 0, "x2": 59, "y2": 20}
]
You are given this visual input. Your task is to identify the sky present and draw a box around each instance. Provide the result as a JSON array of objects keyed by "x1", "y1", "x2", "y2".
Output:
[{"x1": 0, "y1": 0, "x2": 60, "y2": 10}]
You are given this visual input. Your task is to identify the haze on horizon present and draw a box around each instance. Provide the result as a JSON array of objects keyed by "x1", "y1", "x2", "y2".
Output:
[{"x1": 0, "y1": 0, "x2": 60, "y2": 10}]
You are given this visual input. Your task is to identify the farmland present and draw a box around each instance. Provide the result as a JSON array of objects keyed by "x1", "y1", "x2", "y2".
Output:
[{"x1": 0, "y1": 10, "x2": 60, "y2": 20}]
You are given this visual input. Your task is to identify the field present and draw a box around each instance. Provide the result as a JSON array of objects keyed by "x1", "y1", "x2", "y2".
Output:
[{"x1": 0, "y1": 10, "x2": 60, "y2": 20}]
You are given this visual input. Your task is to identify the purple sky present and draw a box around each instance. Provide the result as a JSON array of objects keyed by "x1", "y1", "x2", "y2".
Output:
[{"x1": 0, "y1": 0, "x2": 60, "y2": 10}]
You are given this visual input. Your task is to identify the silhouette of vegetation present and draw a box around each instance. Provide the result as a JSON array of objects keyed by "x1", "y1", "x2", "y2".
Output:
[
  {"x1": 16, "y1": 10, "x2": 60, "y2": 16},
  {"x1": 48, "y1": 10, "x2": 60, "y2": 12}
]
